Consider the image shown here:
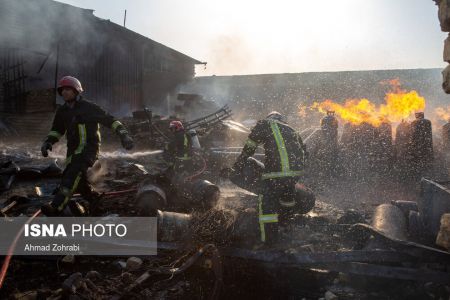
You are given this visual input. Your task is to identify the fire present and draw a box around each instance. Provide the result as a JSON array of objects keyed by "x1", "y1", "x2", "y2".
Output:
[
  {"x1": 310, "y1": 80, "x2": 426, "y2": 127},
  {"x1": 312, "y1": 98, "x2": 383, "y2": 126},
  {"x1": 380, "y1": 78, "x2": 402, "y2": 91},
  {"x1": 380, "y1": 90, "x2": 426, "y2": 122},
  {"x1": 435, "y1": 106, "x2": 450, "y2": 122},
  {"x1": 297, "y1": 103, "x2": 308, "y2": 118}
]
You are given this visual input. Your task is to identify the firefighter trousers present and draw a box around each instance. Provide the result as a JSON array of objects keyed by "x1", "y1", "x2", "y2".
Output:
[
  {"x1": 258, "y1": 178, "x2": 297, "y2": 244},
  {"x1": 51, "y1": 154, "x2": 97, "y2": 212}
]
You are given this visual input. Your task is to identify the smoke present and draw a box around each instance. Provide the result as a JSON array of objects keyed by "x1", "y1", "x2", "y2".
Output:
[
  {"x1": 0, "y1": 0, "x2": 108, "y2": 88},
  {"x1": 203, "y1": 34, "x2": 254, "y2": 76},
  {"x1": 110, "y1": 102, "x2": 133, "y2": 118},
  {"x1": 435, "y1": 106, "x2": 450, "y2": 122},
  {"x1": 86, "y1": 159, "x2": 106, "y2": 184},
  {"x1": 0, "y1": 0, "x2": 141, "y2": 116}
]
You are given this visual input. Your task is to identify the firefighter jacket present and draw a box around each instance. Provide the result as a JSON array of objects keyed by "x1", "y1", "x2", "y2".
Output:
[
  {"x1": 44, "y1": 96, "x2": 127, "y2": 165},
  {"x1": 163, "y1": 131, "x2": 193, "y2": 165},
  {"x1": 237, "y1": 119, "x2": 306, "y2": 180}
]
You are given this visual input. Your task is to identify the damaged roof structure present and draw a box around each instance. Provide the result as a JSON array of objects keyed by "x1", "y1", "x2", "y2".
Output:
[{"x1": 0, "y1": 0, "x2": 202, "y2": 138}]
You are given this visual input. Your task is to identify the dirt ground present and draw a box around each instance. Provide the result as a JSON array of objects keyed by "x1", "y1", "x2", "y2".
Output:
[{"x1": 0, "y1": 142, "x2": 449, "y2": 299}]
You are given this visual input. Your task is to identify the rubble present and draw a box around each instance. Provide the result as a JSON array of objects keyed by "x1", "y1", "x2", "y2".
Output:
[
  {"x1": 125, "y1": 105, "x2": 234, "y2": 150},
  {"x1": 85, "y1": 270, "x2": 102, "y2": 282},
  {"x1": 2, "y1": 117, "x2": 450, "y2": 299},
  {"x1": 112, "y1": 260, "x2": 127, "y2": 270},
  {"x1": 126, "y1": 257, "x2": 143, "y2": 271},
  {"x1": 336, "y1": 209, "x2": 365, "y2": 224},
  {"x1": 61, "y1": 255, "x2": 76, "y2": 265},
  {"x1": 5, "y1": 0, "x2": 450, "y2": 298},
  {"x1": 61, "y1": 272, "x2": 83, "y2": 294},
  {"x1": 120, "y1": 272, "x2": 134, "y2": 285},
  {"x1": 12, "y1": 291, "x2": 38, "y2": 300},
  {"x1": 436, "y1": 213, "x2": 450, "y2": 249},
  {"x1": 371, "y1": 204, "x2": 407, "y2": 240},
  {"x1": 135, "y1": 174, "x2": 220, "y2": 216},
  {"x1": 324, "y1": 291, "x2": 338, "y2": 300}
]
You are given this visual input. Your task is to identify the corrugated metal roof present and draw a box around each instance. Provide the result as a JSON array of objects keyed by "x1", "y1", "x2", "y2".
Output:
[
  {"x1": 49, "y1": 0, "x2": 203, "y2": 64},
  {"x1": 103, "y1": 20, "x2": 203, "y2": 65}
]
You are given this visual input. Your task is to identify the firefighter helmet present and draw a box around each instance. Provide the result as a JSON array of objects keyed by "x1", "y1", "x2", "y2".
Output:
[
  {"x1": 266, "y1": 111, "x2": 286, "y2": 123},
  {"x1": 169, "y1": 120, "x2": 184, "y2": 131},
  {"x1": 57, "y1": 76, "x2": 83, "y2": 95},
  {"x1": 321, "y1": 113, "x2": 338, "y2": 130}
]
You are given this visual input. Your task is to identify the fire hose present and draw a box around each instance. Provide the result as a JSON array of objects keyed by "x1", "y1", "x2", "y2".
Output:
[
  {"x1": 73, "y1": 187, "x2": 137, "y2": 198},
  {"x1": 0, "y1": 209, "x2": 41, "y2": 289},
  {"x1": 183, "y1": 151, "x2": 208, "y2": 183},
  {"x1": 0, "y1": 187, "x2": 138, "y2": 290}
]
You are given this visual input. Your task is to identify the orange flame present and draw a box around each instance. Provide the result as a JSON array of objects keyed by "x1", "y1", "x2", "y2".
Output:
[
  {"x1": 435, "y1": 106, "x2": 450, "y2": 122},
  {"x1": 297, "y1": 103, "x2": 308, "y2": 118},
  {"x1": 380, "y1": 78, "x2": 402, "y2": 92},
  {"x1": 310, "y1": 80, "x2": 426, "y2": 127}
]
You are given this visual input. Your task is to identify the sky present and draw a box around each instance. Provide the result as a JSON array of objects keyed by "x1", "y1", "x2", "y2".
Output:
[{"x1": 57, "y1": 0, "x2": 447, "y2": 76}]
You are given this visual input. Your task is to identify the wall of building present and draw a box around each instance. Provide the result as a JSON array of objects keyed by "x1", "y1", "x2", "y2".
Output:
[{"x1": 0, "y1": 0, "x2": 198, "y2": 118}]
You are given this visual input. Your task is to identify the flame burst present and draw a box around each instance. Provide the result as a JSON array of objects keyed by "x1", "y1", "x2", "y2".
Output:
[
  {"x1": 297, "y1": 103, "x2": 308, "y2": 118},
  {"x1": 435, "y1": 106, "x2": 450, "y2": 122},
  {"x1": 311, "y1": 80, "x2": 426, "y2": 127}
]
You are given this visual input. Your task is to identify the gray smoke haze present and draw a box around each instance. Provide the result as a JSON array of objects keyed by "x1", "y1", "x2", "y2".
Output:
[
  {"x1": 177, "y1": 68, "x2": 450, "y2": 132},
  {"x1": 1, "y1": 0, "x2": 106, "y2": 86},
  {"x1": 0, "y1": 0, "x2": 136, "y2": 115},
  {"x1": 204, "y1": 34, "x2": 254, "y2": 76}
]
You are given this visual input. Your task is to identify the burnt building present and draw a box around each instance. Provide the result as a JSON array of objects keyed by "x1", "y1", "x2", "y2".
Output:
[{"x1": 0, "y1": 0, "x2": 202, "y2": 138}]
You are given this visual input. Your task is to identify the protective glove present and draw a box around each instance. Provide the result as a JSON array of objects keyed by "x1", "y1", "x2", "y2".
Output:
[
  {"x1": 120, "y1": 132, "x2": 134, "y2": 150},
  {"x1": 41, "y1": 141, "x2": 52, "y2": 157}
]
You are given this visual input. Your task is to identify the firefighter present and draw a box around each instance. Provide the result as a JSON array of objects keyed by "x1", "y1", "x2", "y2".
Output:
[
  {"x1": 233, "y1": 111, "x2": 307, "y2": 244},
  {"x1": 163, "y1": 120, "x2": 193, "y2": 177},
  {"x1": 320, "y1": 110, "x2": 339, "y2": 145},
  {"x1": 40, "y1": 76, "x2": 134, "y2": 216}
]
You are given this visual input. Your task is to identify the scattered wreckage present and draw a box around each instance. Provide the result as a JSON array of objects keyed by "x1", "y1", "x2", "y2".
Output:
[
  {"x1": 1, "y1": 108, "x2": 450, "y2": 299},
  {"x1": 124, "y1": 105, "x2": 241, "y2": 150}
]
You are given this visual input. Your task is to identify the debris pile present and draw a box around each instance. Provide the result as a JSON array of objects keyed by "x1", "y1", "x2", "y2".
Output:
[{"x1": 2, "y1": 97, "x2": 450, "y2": 299}]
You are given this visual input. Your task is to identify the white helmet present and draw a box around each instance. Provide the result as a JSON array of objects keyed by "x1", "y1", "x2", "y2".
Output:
[{"x1": 266, "y1": 111, "x2": 286, "y2": 123}]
